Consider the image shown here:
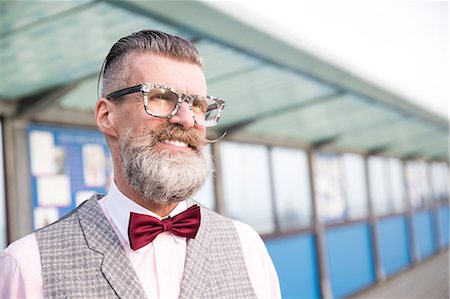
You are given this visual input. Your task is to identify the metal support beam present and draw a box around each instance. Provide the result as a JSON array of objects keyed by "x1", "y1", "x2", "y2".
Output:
[
  {"x1": 2, "y1": 117, "x2": 32, "y2": 243},
  {"x1": 363, "y1": 155, "x2": 386, "y2": 283},
  {"x1": 15, "y1": 83, "x2": 78, "y2": 120},
  {"x1": 267, "y1": 146, "x2": 280, "y2": 232},
  {"x1": 307, "y1": 150, "x2": 332, "y2": 299},
  {"x1": 311, "y1": 136, "x2": 338, "y2": 149},
  {"x1": 427, "y1": 162, "x2": 443, "y2": 253},
  {"x1": 367, "y1": 146, "x2": 389, "y2": 155},
  {"x1": 0, "y1": 100, "x2": 18, "y2": 116},
  {"x1": 34, "y1": 107, "x2": 97, "y2": 128},
  {"x1": 211, "y1": 142, "x2": 225, "y2": 215},
  {"x1": 402, "y1": 159, "x2": 420, "y2": 266}
]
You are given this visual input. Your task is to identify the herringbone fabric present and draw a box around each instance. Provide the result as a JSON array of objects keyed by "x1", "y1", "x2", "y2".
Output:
[
  {"x1": 35, "y1": 195, "x2": 146, "y2": 299},
  {"x1": 180, "y1": 200, "x2": 257, "y2": 299},
  {"x1": 35, "y1": 195, "x2": 256, "y2": 298}
]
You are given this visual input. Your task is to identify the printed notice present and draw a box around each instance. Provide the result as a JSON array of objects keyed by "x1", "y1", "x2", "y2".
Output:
[
  {"x1": 33, "y1": 207, "x2": 59, "y2": 230},
  {"x1": 82, "y1": 144, "x2": 106, "y2": 187},
  {"x1": 36, "y1": 175, "x2": 71, "y2": 207},
  {"x1": 29, "y1": 131, "x2": 57, "y2": 176}
]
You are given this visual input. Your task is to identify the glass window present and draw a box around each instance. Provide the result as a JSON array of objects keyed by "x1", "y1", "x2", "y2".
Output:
[
  {"x1": 405, "y1": 160, "x2": 432, "y2": 208},
  {"x1": 314, "y1": 153, "x2": 346, "y2": 222},
  {"x1": 220, "y1": 142, "x2": 274, "y2": 234},
  {"x1": 388, "y1": 158, "x2": 406, "y2": 212},
  {"x1": 368, "y1": 157, "x2": 392, "y2": 215},
  {"x1": 431, "y1": 162, "x2": 449, "y2": 202},
  {"x1": 271, "y1": 147, "x2": 312, "y2": 229},
  {"x1": 194, "y1": 145, "x2": 215, "y2": 210},
  {"x1": 341, "y1": 153, "x2": 368, "y2": 219}
]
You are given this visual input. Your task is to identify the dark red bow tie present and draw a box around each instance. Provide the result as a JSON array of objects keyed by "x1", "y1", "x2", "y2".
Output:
[{"x1": 128, "y1": 204, "x2": 201, "y2": 250}]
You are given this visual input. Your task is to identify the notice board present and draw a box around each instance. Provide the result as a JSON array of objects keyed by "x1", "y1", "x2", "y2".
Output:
[{"x1": 27, "y1": 124, "x2": 112, "y2": 230}]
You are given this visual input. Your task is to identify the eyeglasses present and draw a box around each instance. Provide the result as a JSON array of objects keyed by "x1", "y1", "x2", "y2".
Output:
[{"x1": 105, "y1": 83, "x2": 225, "y2": 127}]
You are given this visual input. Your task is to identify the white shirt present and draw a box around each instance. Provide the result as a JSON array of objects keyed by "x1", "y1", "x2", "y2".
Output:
[{"x1": 0, "y1": 183, "x2": 281, "y2": 299}]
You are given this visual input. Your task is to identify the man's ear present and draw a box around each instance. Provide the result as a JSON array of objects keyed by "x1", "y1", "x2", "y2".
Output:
[{"x1": 95, "y1": 98, "x2": 119, "y2": 139}]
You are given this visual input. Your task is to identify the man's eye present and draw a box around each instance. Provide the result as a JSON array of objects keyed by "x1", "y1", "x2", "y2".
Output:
[
  {"x1": 151, "y1": 94, "x2": 172, "y2": 102},
  {"x1": 193, "y1": 99, "x2": 208, "y2": 113}
]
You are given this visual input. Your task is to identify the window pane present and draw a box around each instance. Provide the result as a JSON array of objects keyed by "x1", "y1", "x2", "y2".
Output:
[
  {"x1": 220, "y1": 142, "x2": 274, "y2": 233},
  {"x1": 314, "y1": 153, "x2": 346, "y2": 222},
  {"x1": 194, "y1": 145, "x2": 215, "y2": 210},
  {"x1": 431, "y1": 162, "x2": 449, "y2": 202},
  {"x1": 369, "y1": 157, "x2": 391, "y2": 215},
  {"x1": 342, "y1": 153, "x2": 368, "y2": 219},
  {"x1": 271, "y1": 147, "x2": 311, "y2": 229},
  {"x1": 388, "y1": 158, "x2": 406, "y2": 212},
  {"x1": 406, "y1": 160, "x2": 432, "y2": 208}
]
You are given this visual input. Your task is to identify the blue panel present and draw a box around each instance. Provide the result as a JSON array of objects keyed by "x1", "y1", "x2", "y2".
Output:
[
  {"x1": 439, "y1": 206, "x2": 449, "y2": 247},
  {"x1": 325, "y1": 223, "x2": 376, "y2": 299},
  {"x1": 265, "y1": 234, "x2": 320, "y2": 299},
  {"x1": 413, "y1": 211, "x2": 436, "y2": 259},
  {"x1": 377, "y1": 216, "x2": 411, "y2": 276}
]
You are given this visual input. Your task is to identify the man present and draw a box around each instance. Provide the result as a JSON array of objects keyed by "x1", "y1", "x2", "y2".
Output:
[{"x1": 0, "y1": 30, "x2": 280, "y2": 298}]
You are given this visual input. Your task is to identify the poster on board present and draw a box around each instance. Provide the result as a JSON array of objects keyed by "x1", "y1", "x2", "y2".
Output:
[{"x1": 27, "y1": 124, "x2": 112, "y2": 230}]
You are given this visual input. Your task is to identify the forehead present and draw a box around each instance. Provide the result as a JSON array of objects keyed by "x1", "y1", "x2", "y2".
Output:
[{"x1": 127, "y1": 53, "x2": 207, "y2": 95}]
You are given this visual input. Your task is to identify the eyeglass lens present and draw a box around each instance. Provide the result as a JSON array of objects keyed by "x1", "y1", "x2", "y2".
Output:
[{"x1": 146, "y1": 88, "x2": 221, "y2": 126}]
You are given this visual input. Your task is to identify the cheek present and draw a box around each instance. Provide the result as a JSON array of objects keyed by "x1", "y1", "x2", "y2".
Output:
[
  {"x1": 132, "y1": 117, "x2": 165, "y2": 135},
  {"x1": 196, "y1": 126, "x2": 207, "y2": 137}
]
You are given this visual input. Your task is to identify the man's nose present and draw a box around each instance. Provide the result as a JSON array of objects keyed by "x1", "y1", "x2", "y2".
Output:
[{"x1": 167, "y1": 101, "x2": 195, "y2": 129}]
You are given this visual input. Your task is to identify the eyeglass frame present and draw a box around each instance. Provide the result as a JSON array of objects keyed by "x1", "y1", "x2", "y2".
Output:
[{"x1": 105, "y1": 83, "x2": 225, "y2": 127}]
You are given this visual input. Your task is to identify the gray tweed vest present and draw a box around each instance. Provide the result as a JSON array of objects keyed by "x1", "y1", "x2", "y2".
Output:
[{"x1": 35, "y1": 195, "x2": 256, "y2": 299}]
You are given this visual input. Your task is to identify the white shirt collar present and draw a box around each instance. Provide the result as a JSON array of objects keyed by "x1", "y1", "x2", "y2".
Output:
[{"x1": 103, "y1": 181, "x2": 188, "y2": 247}]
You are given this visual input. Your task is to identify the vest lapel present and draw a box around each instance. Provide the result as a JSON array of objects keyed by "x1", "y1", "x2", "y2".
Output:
[
  {"x1": 179, "y1": 201, "x2": 213, "y2": 298},
  {"x1": 77, "y1": 196, "x2": 147, "y2": 299},
  {"x1": 179, "y1": 219, "x2": 213, "y2": 298}
]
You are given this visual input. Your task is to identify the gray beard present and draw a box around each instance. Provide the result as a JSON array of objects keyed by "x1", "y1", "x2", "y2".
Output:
[{"x1": 119, "y1": 126, "x2": 213, "y2": 206}]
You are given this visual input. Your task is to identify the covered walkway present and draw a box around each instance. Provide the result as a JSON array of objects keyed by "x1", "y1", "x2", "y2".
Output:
[{"x1": 351, "y1": 250, "x2": 449, "y2": 299}]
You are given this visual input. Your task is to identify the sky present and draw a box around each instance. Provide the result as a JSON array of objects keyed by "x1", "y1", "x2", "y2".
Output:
[{"x1": 208, "y1": 0, "x2": 448, "y2": 119}]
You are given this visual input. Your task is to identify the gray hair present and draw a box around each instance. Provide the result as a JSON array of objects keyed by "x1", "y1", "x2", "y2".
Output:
[
  {"x1": 119, "y1": 125, "x2": 213, "y2": 205},
  {"x1": 102, "y1": 29, "x2": 204, "y2": 97}
]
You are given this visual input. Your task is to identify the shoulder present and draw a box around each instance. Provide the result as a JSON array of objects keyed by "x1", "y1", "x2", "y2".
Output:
[
  {"x1": 198, "y1": 205, "x2": 263, "y2": 245},
  {"x1": 198, "y1": 205, "x2": 269, "y2": 260},
  {"x1": 232, "y1": 220, "x2": 268, "y2": 255},
  {"x1": 232, "y1": 220, "x2": 282, "y2": 298},
  {"x1": 0, "y1": 233, "x2": 43, "y2": 297},
  {"x1": 3, "y1": 233, "x2": 40, "y2": 261},
  {"x1": 233, "y1": 220, "x2": 262, "y2": 239}
]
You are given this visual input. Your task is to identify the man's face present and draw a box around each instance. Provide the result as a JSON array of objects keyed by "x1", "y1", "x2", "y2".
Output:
[
  {"x1": 115, "y1": 53, "x2": 208, "y2": 140},
  {"x1": 109, "y1": 53, "x2": 213, "y2": 205}
]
